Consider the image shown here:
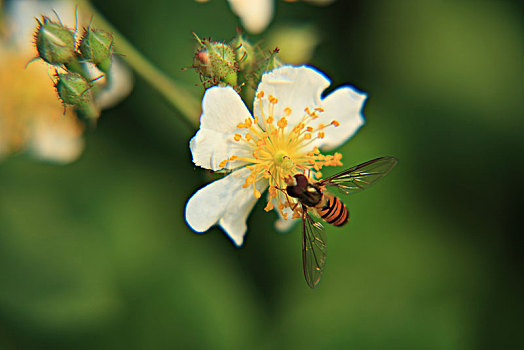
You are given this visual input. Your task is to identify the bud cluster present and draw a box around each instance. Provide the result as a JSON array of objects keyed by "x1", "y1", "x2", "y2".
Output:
[
  {"x1": 191, "y1": 32, "x2": 282, "y2": 96},
  {"x1": 34, "y1": 16, "x2": 115, "y2": 121}
]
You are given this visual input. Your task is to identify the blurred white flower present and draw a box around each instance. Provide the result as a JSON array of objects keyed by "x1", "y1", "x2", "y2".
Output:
[
  {"x1": 266, "y1": 24, "x2": 320, "y2": 64},
  {"x1": 185, "y1": 65, "x2": 366, "y2": 246},
  {"x1": 225, "y1": 0, "x2": 336, "y2": 34},
  {"x1": 228, "y1": 0, "x2": 273, "y2": 34},
  {"x1": 0, "y1": 0, "x2": 133, "y2": 163}
]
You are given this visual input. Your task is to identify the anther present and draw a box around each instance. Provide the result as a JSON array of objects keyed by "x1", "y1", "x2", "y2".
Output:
[
  {"x1": 264, "y1": 201, "x2": 274, "y2": 211},
  {"x1": 277, "y1": 117, "x2": 287, "y2": 129}
]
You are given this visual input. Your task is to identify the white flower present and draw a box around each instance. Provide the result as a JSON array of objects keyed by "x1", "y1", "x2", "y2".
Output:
[
  {"x1": 226, "y1": 0, "x2": 337, "y2": 34},
  {"x1": 185, "y1": 65, "x2": 366, "y2": 246},
  {"x1": 0, "y1": 0, "x2": 132, "y2": 164},
  {"x1": 227, "y1": 0, "x2": 273, "y2": 34}
]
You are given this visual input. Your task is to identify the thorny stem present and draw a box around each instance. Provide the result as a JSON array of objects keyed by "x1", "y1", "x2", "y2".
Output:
[{"x1": 75, "y1": 0, "x2": 201, "y2": 128}]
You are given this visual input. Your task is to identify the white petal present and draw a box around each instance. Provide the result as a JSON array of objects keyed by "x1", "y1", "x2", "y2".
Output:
[
  {"x1": 185, "y1": 168, "x2": 268, "y2": 246},
  {"x1": 311, "y1": 86, "x2": 367, "y2": 150},
  {"x1": 228, "y1": 0, "x2": 274, "y2": 34},
  {"x1": 275, "y1": 216, "x2": 299, "y2": 232},
  {"x1": 274, "y1": 206, "x2": 299, "y2": 232},
  {"x1": 253, "y1": 65, "x2": 330, "y2": 128},
  {"x1": 90, "y1": 58, "x2": 134, "y2": 110},
  {"x1": 27, "y1": 116, "x2": 85, "y2": 164},
  {"x1": 190, "y1": 87, "x2": 253, "y2": 171}
]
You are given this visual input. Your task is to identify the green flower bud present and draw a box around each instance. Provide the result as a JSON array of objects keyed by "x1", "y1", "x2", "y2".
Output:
[
  {"x1": 230, "y1": 33, "x2": 256, "y2": 74},
  {"x1": 261, "y1": 47, "x2": 283, "y2": 73},
  {"x1": 79, "y1": 27, "x2": 114, "y2": 73},
  {"x1": 246, "y1": 47, "x2": 282, "y2": 92},
  {"x1": 34, "y1": 16, "x2": 76, "y2": 65},
  {"x1": 192, "y1": 33, "x2": 239, "y2": 90},
  {"x1": 54, "y1": 72, "x2": 93, "y2": 107}
]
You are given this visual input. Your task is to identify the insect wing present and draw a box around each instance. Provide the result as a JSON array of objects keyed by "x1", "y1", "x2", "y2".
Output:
[
  {"x1": 319, "y1": 156, "x2": 398, "y2": 194},
  {"x1": 302, "y1": 207, "x2": 327, "y2": 289}
]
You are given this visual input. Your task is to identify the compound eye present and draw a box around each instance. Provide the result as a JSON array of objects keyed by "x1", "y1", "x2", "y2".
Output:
[
  {"x1": 294, "y1": 174, "x2": 309, "y2": 188},
  {"x1": 286, "y1": 185, "x2": 302, "y2": 198}
]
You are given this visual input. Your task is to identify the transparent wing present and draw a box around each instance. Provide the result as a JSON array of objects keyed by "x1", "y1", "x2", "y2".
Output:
[
  {"x1": 319, "y1": 156, "x2": 398, "y2": 195},
  {"x1": 302, "y1": 207, "x2": 327, "y2": 289}
]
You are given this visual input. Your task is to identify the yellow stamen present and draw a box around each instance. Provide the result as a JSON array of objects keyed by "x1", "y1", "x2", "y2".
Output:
[
  {"x1": 277, "y1": 117, "x2": 288, "y2": 129},
  {"x1": 221, "y1": 93, "x2": 345, "y2": 218}
]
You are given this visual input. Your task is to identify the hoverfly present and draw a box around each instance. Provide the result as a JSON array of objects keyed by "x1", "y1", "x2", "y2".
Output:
[{"x1": 285, "y1": 156, "x2": 398, "y2": 288}]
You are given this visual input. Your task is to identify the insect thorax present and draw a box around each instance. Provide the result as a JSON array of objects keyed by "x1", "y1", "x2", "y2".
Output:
[{"x1": 286, "y1": 174, "x2": 323, "y2": 207}]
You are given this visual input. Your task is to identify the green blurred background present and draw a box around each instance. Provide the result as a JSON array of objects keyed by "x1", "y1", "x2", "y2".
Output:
[{"x1": 1, "y1": 0, "x2": 523, "y2": 348}]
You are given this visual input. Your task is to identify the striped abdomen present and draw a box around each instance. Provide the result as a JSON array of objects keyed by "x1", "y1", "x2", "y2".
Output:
[{"x1": 317, "y1": 194, "x2": 349, "y2": 226}]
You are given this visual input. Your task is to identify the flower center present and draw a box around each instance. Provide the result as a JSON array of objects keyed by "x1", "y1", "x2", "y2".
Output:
[
  {"x1": 273, "y1": 150, "x2": 294, "y2": 171},
  {"x1": 219, "y1": 90, "x2": 343, "y2": 219}
]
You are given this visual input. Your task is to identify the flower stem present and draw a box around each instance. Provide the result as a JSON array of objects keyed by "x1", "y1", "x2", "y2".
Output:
[{"x1": 75, "y1": 0, "x2": 200, "y2": 127}]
